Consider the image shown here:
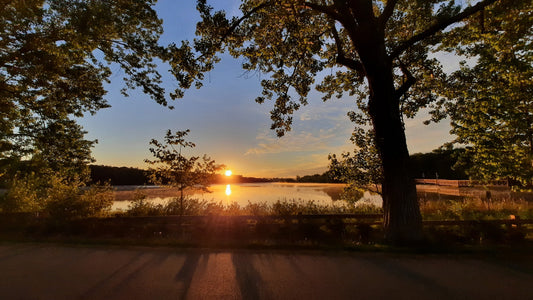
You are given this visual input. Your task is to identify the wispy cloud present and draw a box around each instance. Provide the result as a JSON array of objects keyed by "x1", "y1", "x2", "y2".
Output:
[
  {"x1": 298, "y1": 103, "x2": 351, "y2": 122},
  {"x1": 245, "y1": 99, "x2": 355, "y2": 156},
  {"x1": 245, "y1": 125, "x2": 347, "y2": 155}
]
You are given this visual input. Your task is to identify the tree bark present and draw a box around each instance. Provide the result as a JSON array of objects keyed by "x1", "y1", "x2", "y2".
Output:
[{"x1": 354, "y1": 27, "x2": 422, "y2": 243}]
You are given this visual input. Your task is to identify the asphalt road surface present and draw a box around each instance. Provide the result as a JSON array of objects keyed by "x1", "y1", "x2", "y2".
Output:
[{"x1": 0, "y1": 244, "x2": 531, "y2": 299}]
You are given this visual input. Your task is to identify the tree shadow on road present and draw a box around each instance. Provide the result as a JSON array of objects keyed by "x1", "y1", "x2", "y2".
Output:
[
  {"x1": 174, "y1": 252, "x2": 207, "y2": 299},
  {"x1": 231, "y1": 253, "x2": 267, "y2": 299}
]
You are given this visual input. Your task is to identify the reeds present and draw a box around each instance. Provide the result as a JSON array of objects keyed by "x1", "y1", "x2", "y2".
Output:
[{"x1": 123, "y1": 191, "x2": 382, "y2": 217}]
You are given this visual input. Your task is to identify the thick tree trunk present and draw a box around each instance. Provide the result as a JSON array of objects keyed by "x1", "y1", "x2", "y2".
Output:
[
  {"x1": 369, "y1": 89, "x2": 422, "y2": 243},
  {"x1": 356, "y1": 30, "x2": 422, "y2": 244}
]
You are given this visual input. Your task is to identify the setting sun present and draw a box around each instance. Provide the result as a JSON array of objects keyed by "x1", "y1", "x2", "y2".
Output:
[{"x1": 225, "y1": 170, "x2": 232, "y2": 176}]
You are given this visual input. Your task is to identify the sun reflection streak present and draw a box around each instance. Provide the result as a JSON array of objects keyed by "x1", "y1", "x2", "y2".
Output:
[{"x1": 225, "y1": 184, "x2": 231, "y2": 196}]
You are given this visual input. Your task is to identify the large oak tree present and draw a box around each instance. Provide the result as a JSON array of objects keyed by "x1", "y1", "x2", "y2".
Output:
[{"x1": 168, "y1": 0, "x2": 503, "y2": 242}]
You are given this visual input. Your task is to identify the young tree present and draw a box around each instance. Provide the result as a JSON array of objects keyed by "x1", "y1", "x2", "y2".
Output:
[
  {"x1": 167, "y1": 0, "x2": 500, "y2": 242},
  {"x1": 431, "y1": 1, "x2": 532, "y2": 188},
  {"x1": 329, "y1": 129, "x2": 383, "y2": 195},
  {"x1": 1, "y1": 0, "x2": 170, "y2": 178},
  {"x1": 145, "y1": 129, "x2": 224, "y2": 215}
]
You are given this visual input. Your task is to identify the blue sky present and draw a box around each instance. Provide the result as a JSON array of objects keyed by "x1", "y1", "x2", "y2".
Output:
[{"x1": 79, "y1": 0, "x2": 454, "y2": 178}]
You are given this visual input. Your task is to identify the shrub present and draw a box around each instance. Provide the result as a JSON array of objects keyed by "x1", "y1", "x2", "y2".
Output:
[
  {"x1": 165, "y1": 197, "x2": 209, "y2": 215},
  {"x1": 44, "y1": 176, "x2": 114, "y2": 221},
  {"x1": 126, "y1": 190, "x2": 165, "y2": 216},
  {"x1": 0, "y1": 173, "x2": 43, "y2": 213},
  {"x1": 0, "y1": 171, "x2": 114, "y2": 221}
]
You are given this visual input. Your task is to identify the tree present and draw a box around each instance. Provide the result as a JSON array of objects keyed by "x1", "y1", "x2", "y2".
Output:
[
  {"x1": 168, "y1": 0, "x2": 499, "y2": 242},
  {"x1": 145, "y1": 129, "x2": 224, "y2": 215},
  {"x1": 1, "y1": 0, "x2": 170, "y2": 179},
  {"x1": 431, "y1": 1, "x2": 532, "y2": 188},
  {"x1": 329, "y1": 129, "x2": 383, "y2": 194}
]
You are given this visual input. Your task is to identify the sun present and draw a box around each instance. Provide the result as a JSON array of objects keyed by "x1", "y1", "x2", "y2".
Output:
[{"x1": 225, "y1": 170, "x2": 232, "y2": 176}]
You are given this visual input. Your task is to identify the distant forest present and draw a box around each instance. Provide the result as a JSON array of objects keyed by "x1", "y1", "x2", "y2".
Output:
[
  {"x1": 89, "y1": 166, "x2": 294, "y2": 185},
  {"x1": 90, "y1": 148, "x2": 467, "y2": 185},
  {"x1": 409, "y1": 148, "x2": 467, "y2": 180}
]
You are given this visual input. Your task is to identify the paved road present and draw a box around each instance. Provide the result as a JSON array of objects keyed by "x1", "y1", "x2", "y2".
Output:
[{"x1": 0, "y1": 244, "x2": 531, "y2": 299}]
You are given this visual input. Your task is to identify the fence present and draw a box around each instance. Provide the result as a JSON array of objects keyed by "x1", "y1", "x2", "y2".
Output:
[
  {"x1": 2, "y1": 213, "x2": 531, "y2": 244},
  {"x1": 61, "y1": 214, "x2": 533, "y2": 244},
  {"x1": 415, "y1": 179, "x2": 509, "y2": 187}
]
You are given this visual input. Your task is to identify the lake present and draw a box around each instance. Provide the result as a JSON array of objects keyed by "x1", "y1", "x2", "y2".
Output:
[{"x1": 111, "y1": 183, "x2": 382, "y2": 211}]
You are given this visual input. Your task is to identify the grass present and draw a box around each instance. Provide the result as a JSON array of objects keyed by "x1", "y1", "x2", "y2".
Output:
[
  {"x1": 122, "y1": 194, "x2": 383, "y2": 217},
  {"x1": 419, "y1": 196, "x2": 533, "y2": 220}
]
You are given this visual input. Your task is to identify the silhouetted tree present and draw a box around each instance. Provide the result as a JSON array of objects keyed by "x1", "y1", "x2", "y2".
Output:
[{"x1": 145, "y1": 129, "x2": 224, "y2": 215}]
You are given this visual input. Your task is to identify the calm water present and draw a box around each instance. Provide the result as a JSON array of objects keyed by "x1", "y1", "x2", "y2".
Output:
[{"x1": 112, "y1": 183, "x2": 382, "y2": 211}]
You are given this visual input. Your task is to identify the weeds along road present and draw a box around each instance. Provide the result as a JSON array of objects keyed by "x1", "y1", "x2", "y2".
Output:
[{"x1": 0, "y1": 243, "x2": 532, "y2": 299}]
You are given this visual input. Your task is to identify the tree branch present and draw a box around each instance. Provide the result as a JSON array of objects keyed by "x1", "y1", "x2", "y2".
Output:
[
  {"x1": 303, "y1": 2, "x2": 341, "y2": 20},
  {"x1": 219, "y1": 2, "x2": 271, "y2": 44},
  {"x1": 394, "y1": 59, "x2": 416, "y2": 100},
  {"x1": 329, "y1": 21, "x2": 364, "y2": 74},
  {"x1": 191, "y1": 1, "x2": 272, "y2": 68},
  {"x1": 378, "y1": 0, "x2": 399, "y2": 29},
  {"x1": 389, "y1": 0, "x2": 497, "y2": 59}
]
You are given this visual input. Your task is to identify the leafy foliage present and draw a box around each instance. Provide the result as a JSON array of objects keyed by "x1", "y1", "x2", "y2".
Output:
[
  {"x1": 0, "y1": 170, "x2": 113, "y2": 220},
  {"x1": 1, "y1": 0, "x2": 169, "y2": 180},
  {"x1": 45, "y1": 176, "x2": 114, "y2": 221},
  {"x1": 329, "y1": 129, "x2": 383, "y2": 193},
  {"x1": 168, "y1": 0, "x2": 492, "y2": 136},
  {"x1": 431, "y1": 0, "x2": 533, "y2": 188},
  {"x1": 0, "y1": 172, "x2": 44, "y2": 213}
]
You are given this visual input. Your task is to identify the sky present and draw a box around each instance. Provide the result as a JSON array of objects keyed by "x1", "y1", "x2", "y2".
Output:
[{"x1": 78, "y1": 0, "x2": 456, "y2": 178}]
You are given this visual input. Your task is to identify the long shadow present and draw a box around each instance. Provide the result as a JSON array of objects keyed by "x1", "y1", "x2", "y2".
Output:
[
  {"x1": 359, "y1": 256, "x2": 457, "y2": 299},
  {"x1": 81, "y1": 251, "x2": 147, "y2": 299},
  {"x1": 174, "y1": 252, "x2": 205, "y2": 299},
  {"x1": 231, "y1": 253, "x2": 266, "y2": 299},
  {"x1": 104, "y1": 252, "x2": 172, "y2": 298}
]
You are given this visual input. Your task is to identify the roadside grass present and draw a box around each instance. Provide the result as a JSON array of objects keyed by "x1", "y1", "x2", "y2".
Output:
[{"x1": 1, "y1": 193, "x2": 532, "y2": 252}]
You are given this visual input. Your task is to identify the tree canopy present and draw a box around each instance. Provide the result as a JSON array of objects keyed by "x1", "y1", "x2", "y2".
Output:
[
  {"x1": 431, "y1": 0, "x2": 532, "y2": 188},
  {"x1": 1, "y1": 0, "x2": 169, "y2": 179}
]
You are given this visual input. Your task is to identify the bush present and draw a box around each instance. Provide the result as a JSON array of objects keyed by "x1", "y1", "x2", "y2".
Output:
[
  {"x1": 0, "y1": 171, "x2": 114, "y2": 221},
  {"x1": 126, "y1": 190, "x2": 165, "y2": 216},
  {"x1": 0, "y1": 173, "x2": 43, "y2": 213},
  {"x1": 44, "y1": 176, "x2": 114, "y2": 221}
]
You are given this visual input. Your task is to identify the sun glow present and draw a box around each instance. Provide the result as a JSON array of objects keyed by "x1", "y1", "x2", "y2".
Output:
[
  {"x1": 225, "y1": 170, "x2": 232, "y2": 176},
  {"x1": 225, "y1": 184, "x2": 231, "y2": 196}
]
